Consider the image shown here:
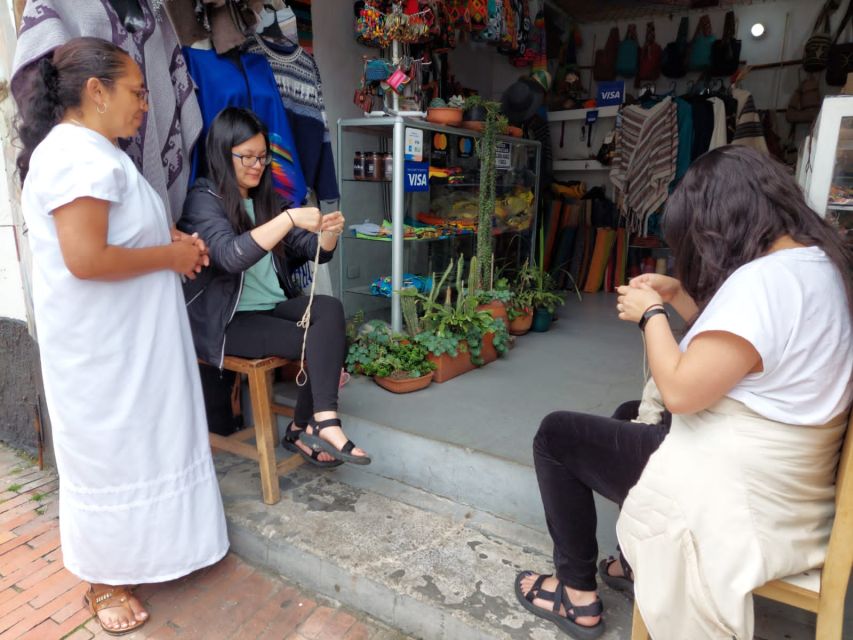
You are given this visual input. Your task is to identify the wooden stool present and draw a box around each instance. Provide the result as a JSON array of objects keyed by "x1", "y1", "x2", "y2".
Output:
[{"x1": 205, "y1": 356, "x2": 304, "y2": 505}]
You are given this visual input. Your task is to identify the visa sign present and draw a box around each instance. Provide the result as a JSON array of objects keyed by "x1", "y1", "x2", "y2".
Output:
[
  {"x1": 404, "y1": 161, "x2": 429, "y2": 192},
  {"x1": 596, "y1": 80, "x2": 625, "y2": 107}
]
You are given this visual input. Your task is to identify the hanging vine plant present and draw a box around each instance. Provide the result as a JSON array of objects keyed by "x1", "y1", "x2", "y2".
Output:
[{"x1": 465, "y1": 95, "x2": 507, "y2": 290}]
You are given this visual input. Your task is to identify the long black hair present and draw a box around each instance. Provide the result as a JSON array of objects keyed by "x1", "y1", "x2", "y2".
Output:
[
  {"x1": 205, "y1": 107, "x2": 283, "y2": 256},
  {"x1": 15, "y1": 37, "x2": 129, "y2": 183},
  {"x1": 664, "y1": 145, "x2": 853, "y2": 319}
]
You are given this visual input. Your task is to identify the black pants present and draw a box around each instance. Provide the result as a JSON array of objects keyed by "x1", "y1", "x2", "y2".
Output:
[
  {"x1": 533, "y1": 402, "x2": 672, "y2": 591},
  {"x1": 224, "y1": 295, "x2": 346, "y2": 426}
]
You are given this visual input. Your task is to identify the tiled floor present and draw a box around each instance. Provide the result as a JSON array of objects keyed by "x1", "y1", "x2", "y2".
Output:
[{"x1": 0, "y1": 445, "x2": 407, "y2": 640}]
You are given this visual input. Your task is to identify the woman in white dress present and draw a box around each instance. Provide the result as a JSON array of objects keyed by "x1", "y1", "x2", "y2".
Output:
[{"x1": 17, "y1": 37, "x2": 229, "y2": 635}]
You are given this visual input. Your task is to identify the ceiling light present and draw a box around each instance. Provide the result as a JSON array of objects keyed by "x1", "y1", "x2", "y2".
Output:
[{"x1": 750, "y1": 23, "x2": 766, "y2": 38}]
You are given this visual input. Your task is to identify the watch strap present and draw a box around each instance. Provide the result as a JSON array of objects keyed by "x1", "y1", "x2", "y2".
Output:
[{"x1": 639, "y1": 307, "x2": 668, "y2": 331}]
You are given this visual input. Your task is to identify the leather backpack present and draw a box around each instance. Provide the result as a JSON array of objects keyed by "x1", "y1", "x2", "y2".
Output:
[
  {"x1": 661, "y1": 17, "x2": 689, "y2": 78},
  {"x1": 637, "y1": 22, "x2": 662, "y2": 83},
  {"x1": 710, "y1": 11, "x2": 741, "y2": 77},
  {"x1": 688, "y1": 15, "x2": 716, "y2": 72},
  {"x1": 803, "y1": 0, "x2": 841, "y2": 72},
  {"x1": 593, "y1": 27, "x2": 620, "y2": 81},
  {"x1": 827, "y1": 1, "x2": 853, "y2": 85},
  {"x1": 786, "y1": 74, "x2": 822, "y2": 125},
  {"x1": 616, "y1": 24, "x2": 640, "y2": 78}
]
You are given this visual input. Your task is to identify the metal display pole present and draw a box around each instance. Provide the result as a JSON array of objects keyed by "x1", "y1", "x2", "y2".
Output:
[{"x1": 391, "y1": 117, "x2": 405, "y2": 332}]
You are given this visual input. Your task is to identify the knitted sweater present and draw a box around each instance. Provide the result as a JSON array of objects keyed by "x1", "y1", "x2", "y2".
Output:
[{"x1": 246, "y1": 35, "x2": 339, "y2": 201}]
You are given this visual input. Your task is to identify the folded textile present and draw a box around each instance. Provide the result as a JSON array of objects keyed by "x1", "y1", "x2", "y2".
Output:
[{"x1": 370, "y1": 274, "x2": 433, "y2": 297}]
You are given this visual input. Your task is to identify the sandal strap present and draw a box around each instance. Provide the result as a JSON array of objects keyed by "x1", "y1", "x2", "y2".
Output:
[
  {"x1": 567, "y1": 595, "x2": 603, "y2": 619},
  {"x1": 88, "y1": 586, "x2": 133, "y2": 615},
  {"x1": 523, "y1": 573, "x2": 549, "y2": 603},
  {"x1": 313, "y1": 418, "x2": 342, "y2": 432},
  {"x1": 341, "y1": 440, "x2": 356, "y2": 455}
]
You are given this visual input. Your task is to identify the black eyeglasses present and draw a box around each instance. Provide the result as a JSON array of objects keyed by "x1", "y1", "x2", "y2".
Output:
[{"x1": 231, "y1": 152, "x2": 272, "y2": 168}]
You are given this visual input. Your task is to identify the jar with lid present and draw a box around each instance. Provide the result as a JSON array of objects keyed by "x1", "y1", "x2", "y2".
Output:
[
  {"x1": 363, "y1": 152, "x2": 376, "y2": 180},
  {"x1": 383, "y1": 152, "x2": 393, "y2": 180},
  {"x1": 375, "y1": 152, "x2": 385, "y2": 180},
  {"x1": 353, "y1": 151, "x2": 363, "y2": 180}
]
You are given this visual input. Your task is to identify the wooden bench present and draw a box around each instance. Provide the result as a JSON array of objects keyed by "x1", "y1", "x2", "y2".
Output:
[
  {"x1": 205, "y1": 356, "x2": 304, "y2": 505},
  {"x1": 631, "y1": 411, "x2": 853, "y2": 640}
]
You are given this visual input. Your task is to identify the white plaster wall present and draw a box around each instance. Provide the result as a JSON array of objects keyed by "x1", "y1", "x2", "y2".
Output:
[{"x1": 0, "y1": 0, "x2": 29, "y2": 324}]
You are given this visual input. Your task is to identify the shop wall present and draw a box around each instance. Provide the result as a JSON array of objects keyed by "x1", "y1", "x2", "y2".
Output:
[
  {"x1": 574, "y1": 1, "x2": 830, "y2": 130},
  {"x1": 0, "y1": 0, "x2": 46, "y2": 458}
]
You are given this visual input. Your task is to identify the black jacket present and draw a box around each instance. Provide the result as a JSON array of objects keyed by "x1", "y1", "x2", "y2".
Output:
[{"x1": 178, "y1": 178, "x2": 335, "y2": 367}]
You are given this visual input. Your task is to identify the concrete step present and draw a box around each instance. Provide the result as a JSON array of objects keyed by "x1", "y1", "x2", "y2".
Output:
[
  {"x1": 215, "y1": 452, "x2": 636, "y2": 640},
  {"x1": 272, "y1": 385, "x2": 624, "y2": 554}
]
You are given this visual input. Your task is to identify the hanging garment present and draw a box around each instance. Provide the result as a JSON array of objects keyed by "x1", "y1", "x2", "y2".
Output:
[
  {"x1": 707, "y1": 97, "x2": 727, "y2": 150},
  {"x1": 22, "y1": 123, "x2": 229, "y2": 583},
  {"x1": 672, "y1": 97, "x2": 694, "y2": 184},
  {"x1": 687, "y1": 97, "x2": 715, "y2": 161},
  {"x1": 610, "y1": 98, "x2": 678, "y2": 233},
  {"x1": 12, "y1": 0, "x2": 203, "y2": 222},
  {"x1": 731, "y1": 87, "x2": 769, "y2": 154},
  {"x1": 183, "y1": 47, "x2": 308, "y2": 206},
  {"x1": 246, "y1": 35, "x2": 339, "y2": 201}
]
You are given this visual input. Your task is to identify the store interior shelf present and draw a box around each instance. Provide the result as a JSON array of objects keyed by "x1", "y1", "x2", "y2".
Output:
[
  {"x1": 343, "y1": 178, "x2": 391, "y2": 183},
  {"x1": 338, "y1": 116, "x2": 536, "y2": 146},
  {"x1": 548, "y1": 105, "x2": 620, "y2": 122},
  {"x1": 344, "y1": 285, "x2": 392, "y2": 297},
  {"x1": 554, "y1": 159, "x2": 608, "y2": 171},
  {"x1": 827, "y1": 202, "x2": 853, "y2": 211}
]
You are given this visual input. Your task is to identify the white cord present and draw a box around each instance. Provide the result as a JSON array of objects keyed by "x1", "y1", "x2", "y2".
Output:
[{"x1": 295, "y1": 231, "x2": 323, "y2": 387}]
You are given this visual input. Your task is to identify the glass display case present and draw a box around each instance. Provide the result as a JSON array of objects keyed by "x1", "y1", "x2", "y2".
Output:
[
  {"x1": 336, "y1": 116, "x2": 541, "y2": 331},
  {"x1": 797, "y1": 95, "x2": 853, "y2": 245}
]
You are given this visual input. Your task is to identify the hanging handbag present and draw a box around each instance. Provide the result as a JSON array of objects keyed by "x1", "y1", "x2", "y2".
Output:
[
  {"x1": 661, "y1": 17, "x2": 689, "y2": 78},
  {"x1": 615, "y1": 24, "x2": 640, "y2": 77},
  {"x1": 786, "y1": 74, "x2": 822, "y2": 125},
  {"x1": 593, "y1": 27, "x2": 620, "y2": 81},
  {"x1": 803, "y1": 0, "x2": 840, "y2": 72},
  {"x1": 827, "y1": 1, "x2": 853, "y2": 85},
  {"x1": 637, "y1": 22, "x2": 662, "y2": 82},
  {"x1": 710, "y1": 11, "x2": 741, "y2": 77},
  {"x1": 688, "y1": 15, "x2": 716, "y2": 72}
]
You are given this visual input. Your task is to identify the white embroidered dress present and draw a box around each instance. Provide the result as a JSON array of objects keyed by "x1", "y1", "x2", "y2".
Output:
[{"x1": 22, "y1": 123, "x2": 228, "y2": 584}]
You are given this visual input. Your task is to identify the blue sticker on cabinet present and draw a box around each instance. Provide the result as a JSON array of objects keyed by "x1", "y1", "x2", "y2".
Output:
[{"x1": 404, "y1": 161, "x2": 429, "y2": 192}]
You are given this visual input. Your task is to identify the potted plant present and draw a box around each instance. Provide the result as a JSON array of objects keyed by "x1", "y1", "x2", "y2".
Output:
[
  {"x1": 345, "y1": 320, "x2": 436, "y2": 393},
  {"x1": 469, "y1": 256, "x2": 510, "y2": 330},
  {"x1": 507, "y1": 288, "x2": 535, "y2": 336},
  {"x1": 402, "y1": 259, "x2": 509, "y2": 383}
]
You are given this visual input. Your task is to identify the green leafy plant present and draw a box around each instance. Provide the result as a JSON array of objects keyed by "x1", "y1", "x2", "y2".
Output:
[
  {"x1": 407, "y1": 258, "x2": 509, "y2": 366},
  {"x1": 464, "y1": 96, "x2": 509, "y2": 288},
  {"x1": 346, "y1": 320, "x2": 436, "y2": 379}
]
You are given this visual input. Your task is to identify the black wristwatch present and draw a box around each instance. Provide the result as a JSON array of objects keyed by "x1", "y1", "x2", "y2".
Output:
[{"x1": 638, "y1": 306, "x2": 668, "y2": 331}]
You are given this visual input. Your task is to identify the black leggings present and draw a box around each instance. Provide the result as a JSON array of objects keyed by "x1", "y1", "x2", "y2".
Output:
[
  {"x1": 533, "y1": 402, "x2": 672, "y2": 591},
  {"x1": 224, "y1": 295, "x2": 346, "y2": 426}
]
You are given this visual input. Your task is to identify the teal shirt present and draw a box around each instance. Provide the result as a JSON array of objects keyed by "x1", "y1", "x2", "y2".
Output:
[{"x1": 236, "y1": 199, "x2": 286, "y2": 312}]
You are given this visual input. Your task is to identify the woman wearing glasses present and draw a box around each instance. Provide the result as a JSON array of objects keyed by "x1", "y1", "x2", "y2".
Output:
[
  {"x1": 179, "y1": 107, "x2": 370, "y2": 467},
  {"x1": 17, "y1": 37, "x2": 228, "y2": 635}
]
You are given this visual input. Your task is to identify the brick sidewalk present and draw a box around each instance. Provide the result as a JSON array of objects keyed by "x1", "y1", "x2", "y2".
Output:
[{"x1": 0, "y1": 445, "x2": 407, "y2": 640}]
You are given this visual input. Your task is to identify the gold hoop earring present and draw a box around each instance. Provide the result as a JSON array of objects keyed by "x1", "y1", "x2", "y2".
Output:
[{"x1": 97, "y1": 103, "x2": 108, "y2": 115}]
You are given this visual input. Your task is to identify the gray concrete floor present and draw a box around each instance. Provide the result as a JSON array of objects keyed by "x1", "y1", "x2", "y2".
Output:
[{"x1": 328, "y1": 292, "x2": 645, "y2": 466}]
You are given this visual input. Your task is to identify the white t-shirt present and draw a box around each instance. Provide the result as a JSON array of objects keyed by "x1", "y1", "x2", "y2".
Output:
[{"x1": 681, "y1": 246, "x2": 853, "y2": 425}]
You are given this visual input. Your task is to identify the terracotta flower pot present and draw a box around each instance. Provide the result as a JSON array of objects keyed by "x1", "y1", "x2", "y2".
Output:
[
  {"x1": 481, "y1": 331, "x2": 498, "y2": 364},
  {"x1": 428, "y1": 347, "x2": 477, "y2": 383},
  {"x1": 374, "y1": 371, "x2": 434, "y2": 394},
  {"x1": 508, "y1": 309, "x2": 533, "y2": 335},
  {"x1": 477, "y1": 300, "x2": 509, "y2": 329}
]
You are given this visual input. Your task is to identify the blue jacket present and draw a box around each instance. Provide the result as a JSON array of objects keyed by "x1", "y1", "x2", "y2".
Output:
[{"x1": 178, "y1": 178, "x2": 334, "y2": 367}]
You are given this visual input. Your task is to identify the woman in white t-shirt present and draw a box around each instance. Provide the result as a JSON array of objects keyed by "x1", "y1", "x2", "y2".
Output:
[
  {"x1": 515, "y1": 145, "x2": 852, "y2": 640},
  {"x1": 17, "y1": 37, "x2": 229, "y2": 635}
]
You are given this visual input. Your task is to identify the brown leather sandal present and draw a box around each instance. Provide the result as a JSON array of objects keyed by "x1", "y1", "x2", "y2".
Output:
[{"x1": 84, "y1": 585, "x2": 147, "y2": 636}]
